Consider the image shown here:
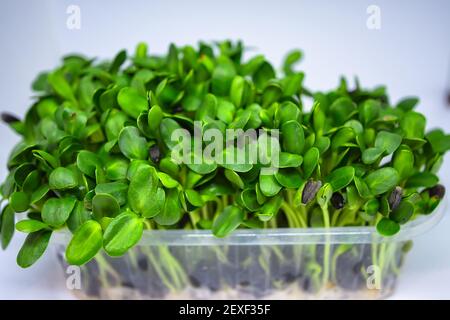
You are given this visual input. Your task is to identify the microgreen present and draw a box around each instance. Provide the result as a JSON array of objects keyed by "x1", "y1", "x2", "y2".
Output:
[{"x1": 0, "y1": 41, "x2": 448, "y2": 269}]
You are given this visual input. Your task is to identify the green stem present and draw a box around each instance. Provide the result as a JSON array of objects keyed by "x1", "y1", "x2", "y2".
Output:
[
  {"x1": 201, "y1": 205, "x2": 208, "y2": 220},
  {"x1": 222, "y1": 195, "x2": 228, "y2": 209},
  {"x1": 145, "y1": 247, "x2": 177, "y2": 292},
  {"x1": 330, "y1": 209, "x2": 341, "y2": 227},
  {"x1": 378, "y1": 242, "x2": 387, "y2": 288},
  {"x1": 321, "y1": 204, "x2": 331, "y2": 288},
  {"x1": 281, "y1": 202, "x2": 296, "y2": 227},
  {"x1": 281, "y1": 202, "x2": 307, "y2": 228}
]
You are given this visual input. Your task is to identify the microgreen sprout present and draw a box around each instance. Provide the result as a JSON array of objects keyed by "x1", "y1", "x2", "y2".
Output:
[{"x1": 0, "y1": 40, "x2": 449, "y2": 273}]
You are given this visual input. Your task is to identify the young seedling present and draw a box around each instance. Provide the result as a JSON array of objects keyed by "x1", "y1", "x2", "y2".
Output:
[{"x1": 0, "y1": 41, "x2": 448, "y2": 281}]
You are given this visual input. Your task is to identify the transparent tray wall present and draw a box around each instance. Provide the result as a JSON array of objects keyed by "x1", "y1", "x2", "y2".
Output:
[
  {"x1": 56, "y1": 240, "x2": 405, "y2": 299},
  {"x1": 54, "y1": 201, "x2": 444, "y2": 300}
]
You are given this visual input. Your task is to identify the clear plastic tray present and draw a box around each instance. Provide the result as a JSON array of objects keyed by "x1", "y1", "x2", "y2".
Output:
[{"x1": 53, "y1": 199, "x2": 446, "y2": 300}]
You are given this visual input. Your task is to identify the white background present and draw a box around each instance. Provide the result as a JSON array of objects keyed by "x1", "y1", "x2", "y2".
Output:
[{"x1": 0, "y1": 0, "x2": 449, "y2": 299}]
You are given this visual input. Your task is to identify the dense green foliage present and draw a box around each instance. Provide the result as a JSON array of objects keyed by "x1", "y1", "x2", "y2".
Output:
[{"x1": 0, "y1": 41, "x2": 448, "y2": 267}]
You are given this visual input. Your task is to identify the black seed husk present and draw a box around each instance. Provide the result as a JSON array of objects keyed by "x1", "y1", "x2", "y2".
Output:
[
  {"x1": 427, "y1": 184, "x2": 445, "y2": 199},
  {"x1": 388, "y1": 186, "x2": 403, "y2": 210},
  {"x1": 173, "y1": 105, "x2": 183, "y2": 113},
  {"x1": 149, "y1": 145, "x2": 161, "y2": 163},
  {"x1": 1, "y1": 112, "x2": 20, "y2": 124},
  {"x1": 302, "y1": 180, "x2": 322, "y2": 204},
  {"x1": 331, "y1": 192, "x2": 344, "y2": 209}
]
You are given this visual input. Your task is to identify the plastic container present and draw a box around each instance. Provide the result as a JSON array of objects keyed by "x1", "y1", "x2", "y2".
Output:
[{"x1": 53, "y1": 199, "x2": 446, "y2": 300}]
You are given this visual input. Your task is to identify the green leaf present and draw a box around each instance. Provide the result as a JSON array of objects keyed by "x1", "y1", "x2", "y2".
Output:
[
  {"x1": 359, "y1": 99, "x2": 380, "y2": 125},
  {"x1": 259, "y1": 174, "x2": 282, "y2": 197},
  {"x1": 157, "y1": 172, "x2": 179, "y2": 188},
  {"x1": 150, "y1": 187, "x2": 166, "y2": 213},
  {"x1": 126, "y1": 160, "x2": 149, "y2": 181},
  {"x1": 16, "y1": 220, "x2": 48, "y2": 233},
  {"x1": 1, "y1": 205, "x2": 15, "y2": 249},
  {"x1": 392, "y1": 145, "x2": 414, "y2": 181},
  {"x1": 95, "y1": 182, "x2": 128, "y2": 206},
  {"x1": 376, "y1": 218, "x2": 400, "y2": 236},
  {"x1": 105, "y1": 158, "x2": 129, "y2": 181},
  {"x1": 67, "y1": 201, "x2": 91, "y2": 233},
  {"x1": 277, "y1": 101, "x2": 301, "y2": 125},
  {"x1": 160, "y1": 118, "x2": 184, "y2": 149},
  {"x1": 76, "y1": 151, "x2": 101, "y2": 178},
  {"x1": 10, "y1": 191, "x2": 30, "y2": 213},
  {"x1": 258, "y1": 194, "x2": 283, "y2": 221},
  {"x1": 211, "y1": 56, "x2": 236, "y2": 96},
  {"x1": 365, "y1": 168, "x2": 399, "y2": 196},
  {"x1": 117, "y1": 87, "x2": 148, "y2": 118},
  {"x1": 331, "y1": 127, "x2": 355, "y2": 150},
  {"x1": 42, "y1": 196, "x2": 77, "y2": 228},
  {"x1": 281, "y1": 73, "x2": 303, "y2": 97},
  {"x1": 148, "y1": 105, "x2": 164, "y2": 135},
  {"x1": 281, "y1": 120, "x2": 304, "y2": 155},
  {"x1": 283, "y1": 50, "x2": 303, "y2": 75},
  {"x1": 212, "y1": 205, "x2": 244, "y2": 237},
  {"x1": 49, "y1": 167, "x2": 78, "y2": 190},
  {"x1": 405, "y1": 172, "x2": 438, "y2": 189},
  {"x1": 374, "y1": 131, "x2": 402, "y2": 154},
  {"x1": 184, "y1": 189, "x2": 204, "y2": 208},
  {"x1": 362, "y1": 147, "x2": 384, "y2": 164},
  {"x1": 224, "y1": 169, "x2": 245, "y2": 189},
  {"x1": 400, "y1": 111, "x2": 426, "y2": 140},
  {"x1": 196, "y1": 93, "x2": 217, "y2": 121},
  {"x1": 128, "y1": 166, "x2": 164, "y2": 218},
  {"x1": 329, "y1": 97, "x2": 356, "y2": 126},
  {"x1": 153, "y1": 189, "x2": 182, "y2": 225},
  {"x1": 218, "y1": 147, "x2": 253, "y2": 172},
  {"x1": 390, "y1": 201, "x2": 414, "y2": 224},
  {"x1": 31, "y1": 184, "x2": 50, "y2": 204},
  {"x1": 135, "y1": 42, "x2": 147, "y2": 58},
  {"x1": 354, "y1": 176, "x2": 372, "y2": 198},
  {"x1": 230, "y1": 76, "x2": 248, "y2": 108},
  {"x1": 216, "y1": 98, "x2": 236, "y2": 124},
  {"x1": 92, "y1": 193, "x2": 120, "y2": 220},
  {"x1": 17, "y1": 230, "x2": 52, "y2": 268},
  {"x1": 325, "y1": 166, "x2": 355, "y2": 191},
  {"x1": 48, "y1": 69, "x2": 76, "y2": 103},
  {"x1": 396, "y1": 97, "x2": 419, "y2": 112},
  {"x1": 229, "y1": 109, "x2": 251, "y2": 130},
  {"x1": 278, "y1": 152, "x2": 303, "y2": 168},
  {"x1": 98, "y1": 86, "x2": 120, "y2": 111},
  {"x1": 32, "y1": 71, "x2": 48, "y2": 92},
  {"x1": 314, "y1": 137, "x2": 331, "y2": 154},
  {"x1": 262, "y1": 83, "x2": 282, "y2": 108},
  {"x1": 14, "y1": 163, "x2": 35, "y2": 187},
  {"x1": 118, "y1": 126, "x2": 148, "y2": 160},
  {"x1": 426, "y1": 129, "x2": 450, "y2": 154},
  {"x1": 22, "y1": 170, "x2": 40, "y2": 193},
  {"x1": 363, "y1": 198, "x2": 379, "y2": 216},
  {"x1": 2, "y1": 170, "x2": 17, "y2": 198},
  {"x1": 253, "y1": 61, "x2": 275, "y2": 90},
  {"x1": 109, "y1": 49, "x2": 127, "y2": 74},
  {"x1": 105, "y1": 111, "x2": 128, "y2": 141},
  {"x1": 66, "y1": 220, "x2": 103, "y2": 265},
  {"x1": 240, "y1": 189, "x2": 260, "y2": 212},
  {"x1": 274, "y1": 168, "x2": 303, "y2": 188},
  {"x1": 103, "y1": 211, "x2": 143, "y2": 256},
  {"x1": 302, "y1": 147, "x2": 319, "y2": 178}
]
